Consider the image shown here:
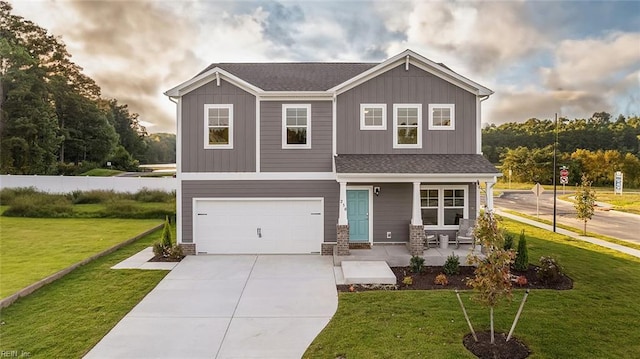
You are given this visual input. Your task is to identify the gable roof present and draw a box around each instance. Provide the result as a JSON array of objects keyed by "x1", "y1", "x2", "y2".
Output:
[
  {"x1": 196, "y1": 63, "x2": 377, "y2": 91},
  {"x1": 165, "y1": 49, "x2": 492, "y2": 97},
  {"x1": 335, "y1": 154, "x2": 500, "y2": 175}
]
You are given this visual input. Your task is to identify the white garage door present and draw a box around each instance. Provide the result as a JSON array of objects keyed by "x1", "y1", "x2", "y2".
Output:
[{"x1": 193, "y1": 198, "x2": 324, "y2": 254}]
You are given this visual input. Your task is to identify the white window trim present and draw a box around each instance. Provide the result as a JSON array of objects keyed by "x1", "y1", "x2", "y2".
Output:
[
  {"x1": 428, "y1": 103, "x2": 455, "y2": 130},
  {"x1": 360, "y1": 104, "x2": 387, "y2": 130},
  {"x1": 282, "y1": 104, "x2": 311, "y2": 149},
  {"x1": 393, "y1": 103, "x2": 422, "y2": 148},
  {"x1": 421, "y1": 185, "x2": 468, "y2": 229},
  {"x1": 203, "y1": 104, "x2": 233, "y2": 149}
]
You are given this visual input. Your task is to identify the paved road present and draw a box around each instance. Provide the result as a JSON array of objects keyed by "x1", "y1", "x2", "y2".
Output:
[{"x1": 494, "y1": 191, "x2": 640, "y2": 244}]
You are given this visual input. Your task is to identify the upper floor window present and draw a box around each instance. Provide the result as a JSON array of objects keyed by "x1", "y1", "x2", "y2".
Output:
[
  {"x1": 282, "y1": 104, "x2": 311, "y2": 149},
  {"x1": 360, "y1": 104, "x2": 386, "y2": 130},
  {"x1": 204, "y1": 104, "x2": 233, "y2": 149},
  {"x1": 428, "y1": 104, "x2": 455, "y2": 130},
  {"x1": 393, "y1": 104, "x2": 422, "y2": 148}
]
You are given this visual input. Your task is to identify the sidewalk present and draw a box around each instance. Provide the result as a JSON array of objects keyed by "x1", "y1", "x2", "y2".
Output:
[{"x1": 496, "y1": 209, "x2": 640, "y2": 259}]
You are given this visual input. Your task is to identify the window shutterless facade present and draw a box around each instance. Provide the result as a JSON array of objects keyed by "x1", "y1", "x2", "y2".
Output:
[
  {"x1": 360, "y1": 104, "x2": 386, "y2": 130},
  {"x1": 393, "y1": 104, "x2": 422, "y2": 148},
  {"x1": 282, "y1": 104, "x2": 311, "y2": 149},
  {"x1": 421, "y1": 185, "x2": 468, "y2": 228},
  {"x1": 428, "y1": 104, "x2": 455, "y2": 130},
  {"x1": 204, "y1": 104, "x2": 233, "y2": 149}
]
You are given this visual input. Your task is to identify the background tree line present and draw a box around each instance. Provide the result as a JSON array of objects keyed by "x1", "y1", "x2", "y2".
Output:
[
  {"x1": 483, "y1": 112, "x2": 640, "y2": 188},
  {"x1": 0, "y1": 2, "x2": 175, "y2": 175}
]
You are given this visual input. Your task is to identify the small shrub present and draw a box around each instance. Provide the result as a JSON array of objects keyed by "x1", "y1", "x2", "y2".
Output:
[
  {"x1": 515, "y1": 275, "x2": 528, "y2": 287},
  {"x1": 152, "y1": 242, "x2": 164, "y2": 257},
  {"x1": 409, "y1": 255, "x2": 425, "y2": 274},
  {"x1": 134, "y1": 188, "x2": 175, "y2": 203},
  {"x1": 0, "y1": 187, "x2": 39, "y2": 205},
  {"x1": 514, "y1": 230, "x2": 529, "y2": 271},
  {"x1": 3, "y1": 193, "x2": 73, "y2": 217},
  {"x1": 503, "y1": 232, "x2": 515, "y2": 250},
  {"x1": 168, "y1": 245, "x2": 184, "y2": 260},
  {"x1": 434, "y1": 273, "x2": 448, "y2": 286},
  {"x1": 402, "y1": 276, "x2": 413, "y2": 285},
  {"x1": 536, "y1": 256, "x2": 564, "y2": 284},
  {"x1": 160, "y1": 216, "x2": 173, "y2": 248},
  {"x1": 71, "y1": 190, "x2": 125, "y2": 204},
  {"x1": 443, "y1": 253, "x2": 460, "y2": 275}
]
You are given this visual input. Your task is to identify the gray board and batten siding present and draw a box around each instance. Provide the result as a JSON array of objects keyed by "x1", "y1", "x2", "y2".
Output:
[
  {"x1": 181, "y1": 80, "x2": 256, "y2": 172},
  {"x1": 361, "y1": 182, "x2": 477, "y2": 243},
  {"x1": 337, "y1": 64, "x2": 478, "y2": 155},
  {"x1": 260, "y1": 101, "x2": 333, "y2": 172},
  {"x1": 181, "y1": 180, "x2": 339, "y2": 244}
]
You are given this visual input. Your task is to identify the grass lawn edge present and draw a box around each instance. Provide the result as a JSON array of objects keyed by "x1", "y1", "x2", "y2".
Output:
[{"x1": 0, "y1": 223, "x2": 163, "y2": 308}]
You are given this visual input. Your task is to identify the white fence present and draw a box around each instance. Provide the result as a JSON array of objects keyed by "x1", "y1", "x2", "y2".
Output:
[{"x1": 0, "y1": 175, "x2": 177, "y2": 194}]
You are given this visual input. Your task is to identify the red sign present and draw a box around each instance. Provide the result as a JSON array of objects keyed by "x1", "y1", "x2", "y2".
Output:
[{"x1": 560, "y1": 169, "x2": 569, "y2": 177}]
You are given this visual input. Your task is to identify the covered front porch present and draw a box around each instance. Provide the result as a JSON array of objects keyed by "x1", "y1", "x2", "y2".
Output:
[{"x1": 334, "y1": 154, "x2": 501, "y2": 256}]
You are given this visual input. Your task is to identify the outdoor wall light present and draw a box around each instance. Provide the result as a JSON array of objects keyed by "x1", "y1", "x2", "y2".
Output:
[{"x1": 374, "y1": 187, "x2": 381, "y2": 196}]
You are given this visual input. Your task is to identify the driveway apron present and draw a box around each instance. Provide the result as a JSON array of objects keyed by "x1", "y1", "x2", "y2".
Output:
[{"x1": 84, "y1": 255, "x2": 338, "y2": 359}]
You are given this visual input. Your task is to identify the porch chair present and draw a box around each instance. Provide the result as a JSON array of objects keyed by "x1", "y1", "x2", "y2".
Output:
[
  {"x1": 455, "y1": 219, "x2": 476, "y2": 249},
  {"x1": 424, "y1": 229, "x2": 438, "y2": 248}
]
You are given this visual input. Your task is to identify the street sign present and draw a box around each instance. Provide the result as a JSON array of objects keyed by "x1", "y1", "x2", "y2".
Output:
[
  {"x1": 560, "y1": 176, "x2": 568, "y2": 185},
  {"x1": 560, "y1": 169, "x2": 568, "y2": 177},
  {"x1": 614, "y1": 171, "x2": 624, "y2": 195},
  {"x1": 531, "y1": 183, "x2": 544, "y2": 218},
  {"x1": 531, "y1": 183, "x2": 544, "y2": 196}
]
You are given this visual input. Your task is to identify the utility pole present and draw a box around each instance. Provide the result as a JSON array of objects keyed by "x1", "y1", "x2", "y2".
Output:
[{"x1": 552, "y1": 113, "x2": 558, "y2": 233}]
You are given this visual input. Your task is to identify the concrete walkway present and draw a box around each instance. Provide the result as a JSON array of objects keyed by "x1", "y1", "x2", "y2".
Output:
[
  {"x1": 497, "y1": 209, "x2": 640, "y2": 259},
  {"x1": 85, "y1": 255, "x2": 338, "y2": 359}
]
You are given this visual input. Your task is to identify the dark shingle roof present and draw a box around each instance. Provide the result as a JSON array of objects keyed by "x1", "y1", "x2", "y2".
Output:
[
  {"x1": 198, "y1": 63, "x2": 378, "y2": 91},
  {"x1": 335, "y1": 154, "x2": 500, "y2": 174}
]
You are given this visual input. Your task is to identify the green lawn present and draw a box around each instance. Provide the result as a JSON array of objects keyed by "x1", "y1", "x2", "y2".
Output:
[
  {"x1": 0, "y1": 217, "x2": 161, "y2": 298},
  {"x1": 80, "y1": 168, "x2": 123, "y2": 176},
  {"x1": 305, "y1": 218, "x2": 640, "y2": 358},
  {"x1": 591, "y1": 191, "x2": 640, "y2": 215},
  {"x1": 0, "y1": 227, "x2": 169, "y2": 358}
]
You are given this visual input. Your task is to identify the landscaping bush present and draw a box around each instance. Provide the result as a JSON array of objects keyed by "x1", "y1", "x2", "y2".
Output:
[
  {"x1": 503, "y1": 232, "x2": 515, "y2": 250},
  {"x1": 133, "y1": 188, "x2": 175, "y2": 203},
  {"x1": 514, "y1": 230, "x2": 529, "y2": 271},
  {"x1": 409, "y1": 255, "x2": 425, "y2": 274},
  {"x1": 0, "y1": 187, "x2": 39, "y2": 205},
  {"x1": 3, "y1": 193, "x2": 73, "y2": 217},
  {"x1": 101, "y1": 200, "x2": 174, "y2": 219},
  {"x1": 536, "y1": 256, "x2": 564, "y2": 284},
  {"x1": 434, "y1": 273, "x2": 448, "y2": 286},
  {"x1": 443, "y1": 253, "x2": 460, "y2": 275},
  {"x1": 71, "y1": 190, "x2": 125, "y2": 204}
]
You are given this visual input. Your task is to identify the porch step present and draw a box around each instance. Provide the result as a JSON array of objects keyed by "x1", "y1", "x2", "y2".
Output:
[{"x1": 341, "y1": 261, "x2": 396, "y2": 285}]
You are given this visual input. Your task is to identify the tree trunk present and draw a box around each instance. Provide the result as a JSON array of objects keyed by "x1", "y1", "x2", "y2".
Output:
[
  {"x1": 583, "y1": 220, "x2": 587, "y2": 235},
  {"x1": 490, "y1": 306, "x2": 495, "y2": 344}
]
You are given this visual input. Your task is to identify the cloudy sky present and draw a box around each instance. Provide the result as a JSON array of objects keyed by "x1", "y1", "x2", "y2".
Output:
[{"x1": 10, "y1": 0, "x2": 640, "y2": 133}]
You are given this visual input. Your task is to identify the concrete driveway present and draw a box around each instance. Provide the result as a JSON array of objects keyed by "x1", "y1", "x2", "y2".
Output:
[{"x1": 85, "y1": 255, "x2": 338, "y2": 359}]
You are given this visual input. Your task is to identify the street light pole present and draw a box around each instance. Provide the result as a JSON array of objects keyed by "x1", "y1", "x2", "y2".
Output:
[{"x1": 553, "y1": 113, "x2": 558, "y2": 233}]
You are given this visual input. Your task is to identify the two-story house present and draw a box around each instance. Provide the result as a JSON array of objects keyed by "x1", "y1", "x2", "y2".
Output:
[{"x1": 164, "y1": 49, "x2": 500, "y2": 257}]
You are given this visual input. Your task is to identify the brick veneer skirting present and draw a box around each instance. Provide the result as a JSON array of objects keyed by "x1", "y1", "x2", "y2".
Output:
[
  {"x1": 179, "y1": 243, "x2": 196, "y2": 255},
  {"x1": 321, "y1": 243, "x2": 335, "y2": 256},
  {"x1": 408, "y1": 224, "x2": 425, "y2": 256},
  {"x1": 336, "y1": 224, "x2": 350, "y2": 256}
]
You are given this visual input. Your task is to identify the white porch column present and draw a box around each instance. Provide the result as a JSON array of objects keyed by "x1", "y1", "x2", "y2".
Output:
[
  {"x1": 486, "y1": 181, "x2": 495, "y2": 211},
  {"x1": 338, "y1": 181, "x2": 348, "y2": 225},
  {"x1": 411, "y1": 182, "x2": 423, "y2": 226}
]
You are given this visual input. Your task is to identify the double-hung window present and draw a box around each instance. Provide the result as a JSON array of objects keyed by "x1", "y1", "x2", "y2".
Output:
[
  {"x1": 282, "y1": 104, "x2": 311, "y2": 149},
  {"x1": 360, "y1": 104, "x2": 386, "y2": 130},
  {"x1": 393, "y1": 104, "x2": 422, "y2": 148},
  {"x1": 428, "y1": 104, "x2": 455, "y2": 130},
  {"x1": 421, "y1": 185, "x2": 468, "y2": 228},
  {"x1": 204, "y1": 104, "x2": 233, "y2": 149}
]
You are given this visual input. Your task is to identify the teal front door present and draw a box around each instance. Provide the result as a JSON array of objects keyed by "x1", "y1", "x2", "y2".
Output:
[{"x1": 347, "y1": 190, "x2": 369, "y2": 242}]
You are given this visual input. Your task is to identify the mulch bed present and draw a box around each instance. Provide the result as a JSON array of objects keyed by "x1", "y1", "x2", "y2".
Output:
[
  {"x1": 336, "y1": 264, "x2": 572, "y2": 292},
  {"x1": 148, "y1": 254, "x2": 184, "y2": 262},
  {"x1": 463, "y1": 331, "x2": 531, "y2": 359}
]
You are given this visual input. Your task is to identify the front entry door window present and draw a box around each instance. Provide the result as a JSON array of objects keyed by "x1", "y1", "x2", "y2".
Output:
[{"x1": 347, "y1": 190, "x2": 369, "y2": 242}]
